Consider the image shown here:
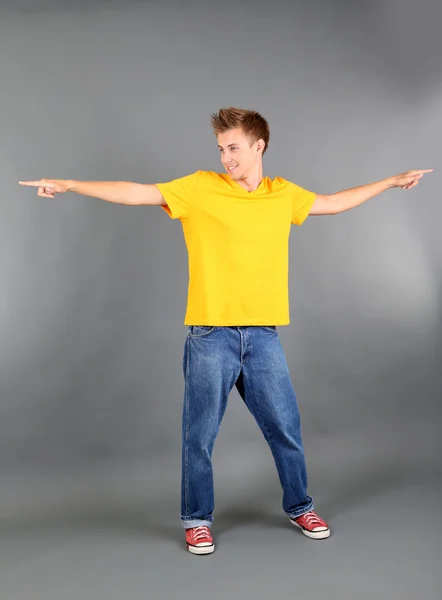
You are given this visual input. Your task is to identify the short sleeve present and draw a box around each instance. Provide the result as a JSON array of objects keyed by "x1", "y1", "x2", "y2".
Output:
[
  {"x1": 289, "y1": 181, "x2": 316, "y2": 226},
  {"x1": 156, "y1": 171, "x2": 200, "y2": 220}
]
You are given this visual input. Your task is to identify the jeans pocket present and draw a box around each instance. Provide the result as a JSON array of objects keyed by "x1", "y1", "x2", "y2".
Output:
[
  {"x1": 188, "y1": 326, "x2": 218, "y2": 338},
  {"x1": 263, "y1": 326, "x2": 277, "y2": 333}
]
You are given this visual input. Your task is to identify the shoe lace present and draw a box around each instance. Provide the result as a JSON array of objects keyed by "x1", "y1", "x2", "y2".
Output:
[
  {"x1": 303, "y1": 511, "x2": 324, "y2": 527},
  {"x1": 193, "y1": 526, "x2": 211, "y2": 541}
]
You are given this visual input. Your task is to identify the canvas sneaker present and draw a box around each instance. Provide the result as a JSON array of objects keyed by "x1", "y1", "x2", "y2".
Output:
[
  {"x1": 289, "y1": 510, "x2": 330, "y2": 539},
  {"x1": 185, "y1": 526, "x2": 215, "y2": 555}
]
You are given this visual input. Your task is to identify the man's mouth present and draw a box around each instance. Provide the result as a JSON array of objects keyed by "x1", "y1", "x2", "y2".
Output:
[{"x1": 227, "y1": 165, "x2": 237, "y2": 173}]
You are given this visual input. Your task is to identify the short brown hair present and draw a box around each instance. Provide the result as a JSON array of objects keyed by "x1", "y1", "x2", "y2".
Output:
[{"x1": 210, "y1": 107, "x2": 270, "y2": 154}]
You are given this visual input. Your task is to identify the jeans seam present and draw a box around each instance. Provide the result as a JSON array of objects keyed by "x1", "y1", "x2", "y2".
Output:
[
  {"x1": 245, "y1": 391, "x2": 287, "y2": 489},
  {"x1": 184, "y1": 336, "x2": 190, "y2": 517},
  {"x1": 188, "y1": 326, "x2": 218, "y2": 338}
]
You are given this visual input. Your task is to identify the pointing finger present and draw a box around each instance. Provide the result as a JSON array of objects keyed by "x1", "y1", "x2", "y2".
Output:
[{"x1": 18, "y1": 181, "x2": 44, "y2": 186}]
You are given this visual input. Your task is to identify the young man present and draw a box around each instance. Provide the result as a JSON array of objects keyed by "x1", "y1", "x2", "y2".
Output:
[{"x1": 19, "y1": 107, "x2": 432, "y2": 556}]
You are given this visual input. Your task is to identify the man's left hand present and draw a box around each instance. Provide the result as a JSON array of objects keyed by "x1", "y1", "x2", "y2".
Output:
[{"x1": 391, "y1": 169, "x2": 433, "y2": 190}]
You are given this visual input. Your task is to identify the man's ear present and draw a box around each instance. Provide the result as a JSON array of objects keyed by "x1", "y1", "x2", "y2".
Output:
[{"x1": 256, "y1": 139, "x2": 265, "y2": 154}]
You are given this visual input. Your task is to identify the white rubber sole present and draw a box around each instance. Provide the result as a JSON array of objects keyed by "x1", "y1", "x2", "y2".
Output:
[
  {"x1": 187, "y1": 543, "x2": 215, "y2": 555},
  {"x1": 289, "y1": 518, "x2": 331, "y2": 539}
]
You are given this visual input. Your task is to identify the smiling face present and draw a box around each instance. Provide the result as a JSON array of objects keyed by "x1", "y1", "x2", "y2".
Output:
[{"x1": 217, "y1": 127, "x2": 264, "y2": 182}]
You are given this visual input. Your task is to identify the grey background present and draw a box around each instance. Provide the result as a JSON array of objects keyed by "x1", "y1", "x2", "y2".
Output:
[{"x1": 0, "y1": 0, "x2": 441, "y2": 598}]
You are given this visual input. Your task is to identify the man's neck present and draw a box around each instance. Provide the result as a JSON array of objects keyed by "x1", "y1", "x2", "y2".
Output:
[{"x1": 236, "y1": 167, "x2": 264, "y2": 193}]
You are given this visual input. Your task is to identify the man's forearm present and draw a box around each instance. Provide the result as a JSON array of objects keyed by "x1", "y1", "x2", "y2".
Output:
[
  {"x1": 69, "y1": 180, "x2": 149, "y2": 205},
  {"x1": 330, "y1": 177, "x2": 395, "y2": 213}
]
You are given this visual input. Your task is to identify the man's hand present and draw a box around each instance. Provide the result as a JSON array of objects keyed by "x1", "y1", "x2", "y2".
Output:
[
  {"x1": 18, "y1": 178, "x2": 166, "y2": 205},
  {"x1": 390, "y1": 169, "x2": 433, "y2": 190},
  {"x1": 18, "y1": 179, "x2": 72, "y2": 198},
  {"x1": 309, "y1": 168, "x2": 434, "y2": 216}
]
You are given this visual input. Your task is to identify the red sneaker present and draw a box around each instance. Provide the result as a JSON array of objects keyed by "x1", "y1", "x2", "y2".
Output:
[
  {"x1": 185, "y1": 526, "x2": 215, "y2": 555},
  {"x1": 289, "y1": 510, "x2": 330, "y2": 539}
]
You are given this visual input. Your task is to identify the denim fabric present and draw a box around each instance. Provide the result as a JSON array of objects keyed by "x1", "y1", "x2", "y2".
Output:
[{"x1": 180, "y1": 325, "x2": 314, "y2": 529}]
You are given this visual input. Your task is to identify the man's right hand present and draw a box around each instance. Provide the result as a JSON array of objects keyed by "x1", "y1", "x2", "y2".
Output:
[
  {"x1": 18, "y1": 178, "x2": 166, "y2": 206},
  {"x1": 18, "y1": 179, "x2": 72, "y2": 198}
]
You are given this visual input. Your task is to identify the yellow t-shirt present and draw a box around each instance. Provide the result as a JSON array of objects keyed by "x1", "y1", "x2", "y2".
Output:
[{"x1": 156, "y1": 170, "x2": 316, "y2": 326}]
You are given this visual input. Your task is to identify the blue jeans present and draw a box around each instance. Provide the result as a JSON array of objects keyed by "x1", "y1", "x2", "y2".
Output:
[{"x1": 180, "y1": 325, "x2": 314, "y2": 529}]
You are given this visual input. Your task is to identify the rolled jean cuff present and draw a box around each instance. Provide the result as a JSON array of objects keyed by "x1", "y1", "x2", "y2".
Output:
[
  {"x1": 181, "y1": 517, "x2": 213, "y2": 529},
  {"x1": 285, "y1": 499, "x2": 315, "y2": 520}
]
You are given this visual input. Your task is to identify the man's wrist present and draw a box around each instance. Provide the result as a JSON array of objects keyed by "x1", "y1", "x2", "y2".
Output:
[
  {"x1": 384, "y1": 176, "x2": 397, "y2": 189},
  {"x1": 67, "y1": 180, "x2": 77, "y2": 192}
]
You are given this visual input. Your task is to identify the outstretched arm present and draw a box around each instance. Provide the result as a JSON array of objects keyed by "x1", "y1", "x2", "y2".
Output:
[
  {"x1": 309, "y1": 169, "x2": 433, "y2": 216},
  {"x1": 18, "y1": 179, "x2": 167, "y2": 206}
]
